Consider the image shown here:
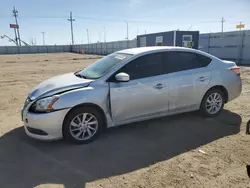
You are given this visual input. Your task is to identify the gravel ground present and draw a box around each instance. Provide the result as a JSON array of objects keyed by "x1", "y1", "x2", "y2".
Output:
[{"x1": 0, "y1": 53, "x2": 249, "y2": 188}]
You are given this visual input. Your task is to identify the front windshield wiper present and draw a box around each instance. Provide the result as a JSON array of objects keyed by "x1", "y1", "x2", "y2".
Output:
[{"x1": 74, "y1": 73, "x2": 88, "y2": 79}]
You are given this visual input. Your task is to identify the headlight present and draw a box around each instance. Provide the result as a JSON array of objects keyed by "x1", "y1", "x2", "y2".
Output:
[{"x1": 31, "y1": 96, "x2": 59, "y2": 113}]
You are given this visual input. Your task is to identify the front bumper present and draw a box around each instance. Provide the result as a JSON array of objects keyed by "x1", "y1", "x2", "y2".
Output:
[{"x1": 22, "y1": 108, "x2": 70, "y2": 140}]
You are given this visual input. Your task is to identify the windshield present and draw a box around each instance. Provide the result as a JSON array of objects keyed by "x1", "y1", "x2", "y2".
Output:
[{"x1": 76, "y1": 53, "x2": 132, "y2": 79}]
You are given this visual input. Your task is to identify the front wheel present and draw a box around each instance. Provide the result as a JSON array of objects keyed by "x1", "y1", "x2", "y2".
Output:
[
  {"x1": 200, "y1": 89, "x2": 225, "y2": 117},
  {"x1": 63, "y1": 107, "x2": 104, "y2": 144}
]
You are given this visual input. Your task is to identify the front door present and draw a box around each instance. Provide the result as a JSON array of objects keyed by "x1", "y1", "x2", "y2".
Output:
[{"x1": 108, "y1": 52, "x2": 168, "y2": 123}]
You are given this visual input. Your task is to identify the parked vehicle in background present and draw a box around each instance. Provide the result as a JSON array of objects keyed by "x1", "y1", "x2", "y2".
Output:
[{"x1": 21, "y1": 46, "x2": 242, "y2": 144}]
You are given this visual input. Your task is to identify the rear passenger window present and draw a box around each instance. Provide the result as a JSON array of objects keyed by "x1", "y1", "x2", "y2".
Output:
[
  {"x1": 163, "y1": 51, "x2": 211, "y2": 74},
  {"x1": 196, "y1": 54, "x2": 212, "y2": 67}
]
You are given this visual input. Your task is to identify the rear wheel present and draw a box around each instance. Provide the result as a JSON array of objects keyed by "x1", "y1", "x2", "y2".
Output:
[
  {"x1": 63, "y1": 107, "x2": 104, "y2": 144},
  {"x1": 200, "y1": 89, "x2": 225, "y2": 117}
]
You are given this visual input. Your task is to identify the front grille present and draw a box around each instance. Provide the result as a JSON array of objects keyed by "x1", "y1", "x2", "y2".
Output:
[{"x1": 27, "y1": 127, "x2": 48, "y2": 136}]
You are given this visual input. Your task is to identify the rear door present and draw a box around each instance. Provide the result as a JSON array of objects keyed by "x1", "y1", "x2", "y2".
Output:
[
  {"x1": 108, "y1": 52, "x2": 169, "y2": 123},
  {"x1": 163, "y1": 51, "x2": 211, "y2": 113}
]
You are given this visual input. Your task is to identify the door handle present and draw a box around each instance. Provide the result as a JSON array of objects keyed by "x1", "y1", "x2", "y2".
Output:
[
  {"x1": 154, "y1": 83, "x2": 164, "y2": 90},
  {"x1": 198, "y1": 77, "x2": 205, "y2": 82}
]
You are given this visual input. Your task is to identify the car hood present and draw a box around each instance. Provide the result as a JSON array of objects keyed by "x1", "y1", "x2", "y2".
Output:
[{"x1": 29, "y1": 72, "x2": 93, "y2": 100}]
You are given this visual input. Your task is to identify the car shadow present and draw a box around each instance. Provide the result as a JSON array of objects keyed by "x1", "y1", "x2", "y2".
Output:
[{"x1": 0, "y1": 110, "x2": 241, "y2": 188}]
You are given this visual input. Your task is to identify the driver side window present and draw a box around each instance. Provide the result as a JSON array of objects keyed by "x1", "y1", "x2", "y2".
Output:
[{"x1": 114, "y1": 53, "x2": 163, "y2": 81}]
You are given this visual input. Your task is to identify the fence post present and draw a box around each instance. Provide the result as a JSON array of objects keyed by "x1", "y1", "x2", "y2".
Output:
[
  {"x1": 96, "y1": 43, "x2": 97, "y2": 55},
  {"x1": 103, "y1": 42, "x2": 105, "y2": 55},
  {"x1": 238, "y1": 31, "x2": 245, "y2": 65},
  {"x1": 101, "y1": 43, "x2": 102, "y2": 55},
  {"x1": 104, "y1": 42, "x2": 106, "y2": 55},
  {"x1": 208, "y1": 34, "x2": 211, "y2": 53}
]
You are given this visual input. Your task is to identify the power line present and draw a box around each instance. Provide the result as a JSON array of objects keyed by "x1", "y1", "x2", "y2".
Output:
[
  {"x1": 3, "y1": 14, "x2": 236, "y2": 32},
  {"x1": 17, "y1": 15, "x2": 166, "y2": 24},
  {"x1": 13, "y1": 15, "x2": 183, "y2": 24},
  {"x1": 19, "y1": 16, "x2": 68, "y2": 19},
  {"x1": 188, "y1": 20, "x2": 223, "y2": 31},
  {"x1": 0, "y1": 14, "x2": 245, "y2": 26},
  {"x1": 68, "y1": 12, "x2": 75, "y2": 45}
]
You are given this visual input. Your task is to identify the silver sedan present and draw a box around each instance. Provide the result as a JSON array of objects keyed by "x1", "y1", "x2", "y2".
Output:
[{"x1": 21, "y1": 46, "x2": 242, "y2": 144}]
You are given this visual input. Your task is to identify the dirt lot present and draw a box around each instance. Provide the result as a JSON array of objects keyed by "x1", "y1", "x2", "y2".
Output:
[{"x1": 0, "y1": 53, "x2": 249, "y2": 188}]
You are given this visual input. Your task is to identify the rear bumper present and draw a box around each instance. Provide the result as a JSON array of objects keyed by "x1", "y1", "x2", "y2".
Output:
[
  {"x1": 227, "y1": 77, "x2": 242, "y2": 102},
  {"x1": 22, "y1": 109, "x2": 70, "y2": 140}
]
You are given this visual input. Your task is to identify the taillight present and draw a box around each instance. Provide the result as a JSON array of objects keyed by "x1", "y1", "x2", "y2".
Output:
[{"x1": 230, "y1": 66, "x2": 241, "y2": 76}]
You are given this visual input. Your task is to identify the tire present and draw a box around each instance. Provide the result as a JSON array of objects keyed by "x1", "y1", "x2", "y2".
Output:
[
  {"x1": 63, "y1": 106, "x2": 104, "y2": 144},
  {"x1": 200, "y1": 88, "x2": 225, "y2": 118},
  {"x1": 246, "y1": 120, "x2": 250, "y2": 135}
]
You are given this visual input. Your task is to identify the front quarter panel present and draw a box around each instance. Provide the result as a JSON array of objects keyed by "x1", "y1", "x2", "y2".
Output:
[{"x1": 52, "y1": 83, "x2": 112, "y2": 125}]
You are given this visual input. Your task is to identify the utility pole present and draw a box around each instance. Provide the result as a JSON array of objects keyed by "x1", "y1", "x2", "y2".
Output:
[
  {"x1": 12, "y1": 6, "x2": 21, "y2": 46},
  {"x1": 124, "y1": 21, "x2": 129, "y2": 48},
  {"x1": 68, "y1": 12, "x2": 75, "y2": 45},
  {"x1": 125, "y1": 21, "x2": 129, "y2": 40},
  {"x1": 13, "y1": 27, "x2": 18, "y2": 46},
  {"x1": 103, "y1": 26, "x2": 106, "y2": 42},
  {"x1": 86, "y1": 29, "x2": 90, "y2": 44},
  {"x1": 41, "y1": 32, "x2": 46, "y2": 45},
  {"x1": 221, "y1": 17, "x2": 225, "y2": 33}
]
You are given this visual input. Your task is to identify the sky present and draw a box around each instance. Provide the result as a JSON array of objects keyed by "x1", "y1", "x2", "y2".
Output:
[{"x1": 0, "y1": 0, "x2": 249, "y2": 46}]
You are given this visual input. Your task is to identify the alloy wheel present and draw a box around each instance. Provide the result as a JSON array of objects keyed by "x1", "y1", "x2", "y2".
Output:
[
  {"x1": 205, "y1": 93, "x2": 223, "y2": 115},
  {"x1": 69, "y1": 113, "x2": 98, "y2": 140}
]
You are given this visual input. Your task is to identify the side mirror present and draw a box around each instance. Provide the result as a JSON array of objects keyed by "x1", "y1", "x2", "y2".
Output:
[{"x1": 115, "y1": 72, "x2": 130, "y2": 82}]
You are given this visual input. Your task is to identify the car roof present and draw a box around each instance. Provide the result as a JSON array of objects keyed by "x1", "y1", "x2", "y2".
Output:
[
  {"x1": 117, "y1": 46, "x2": 218, "y2": 60},
  {"x1": 118, "y1": 46, "x2": 198, "y2": 55}
]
